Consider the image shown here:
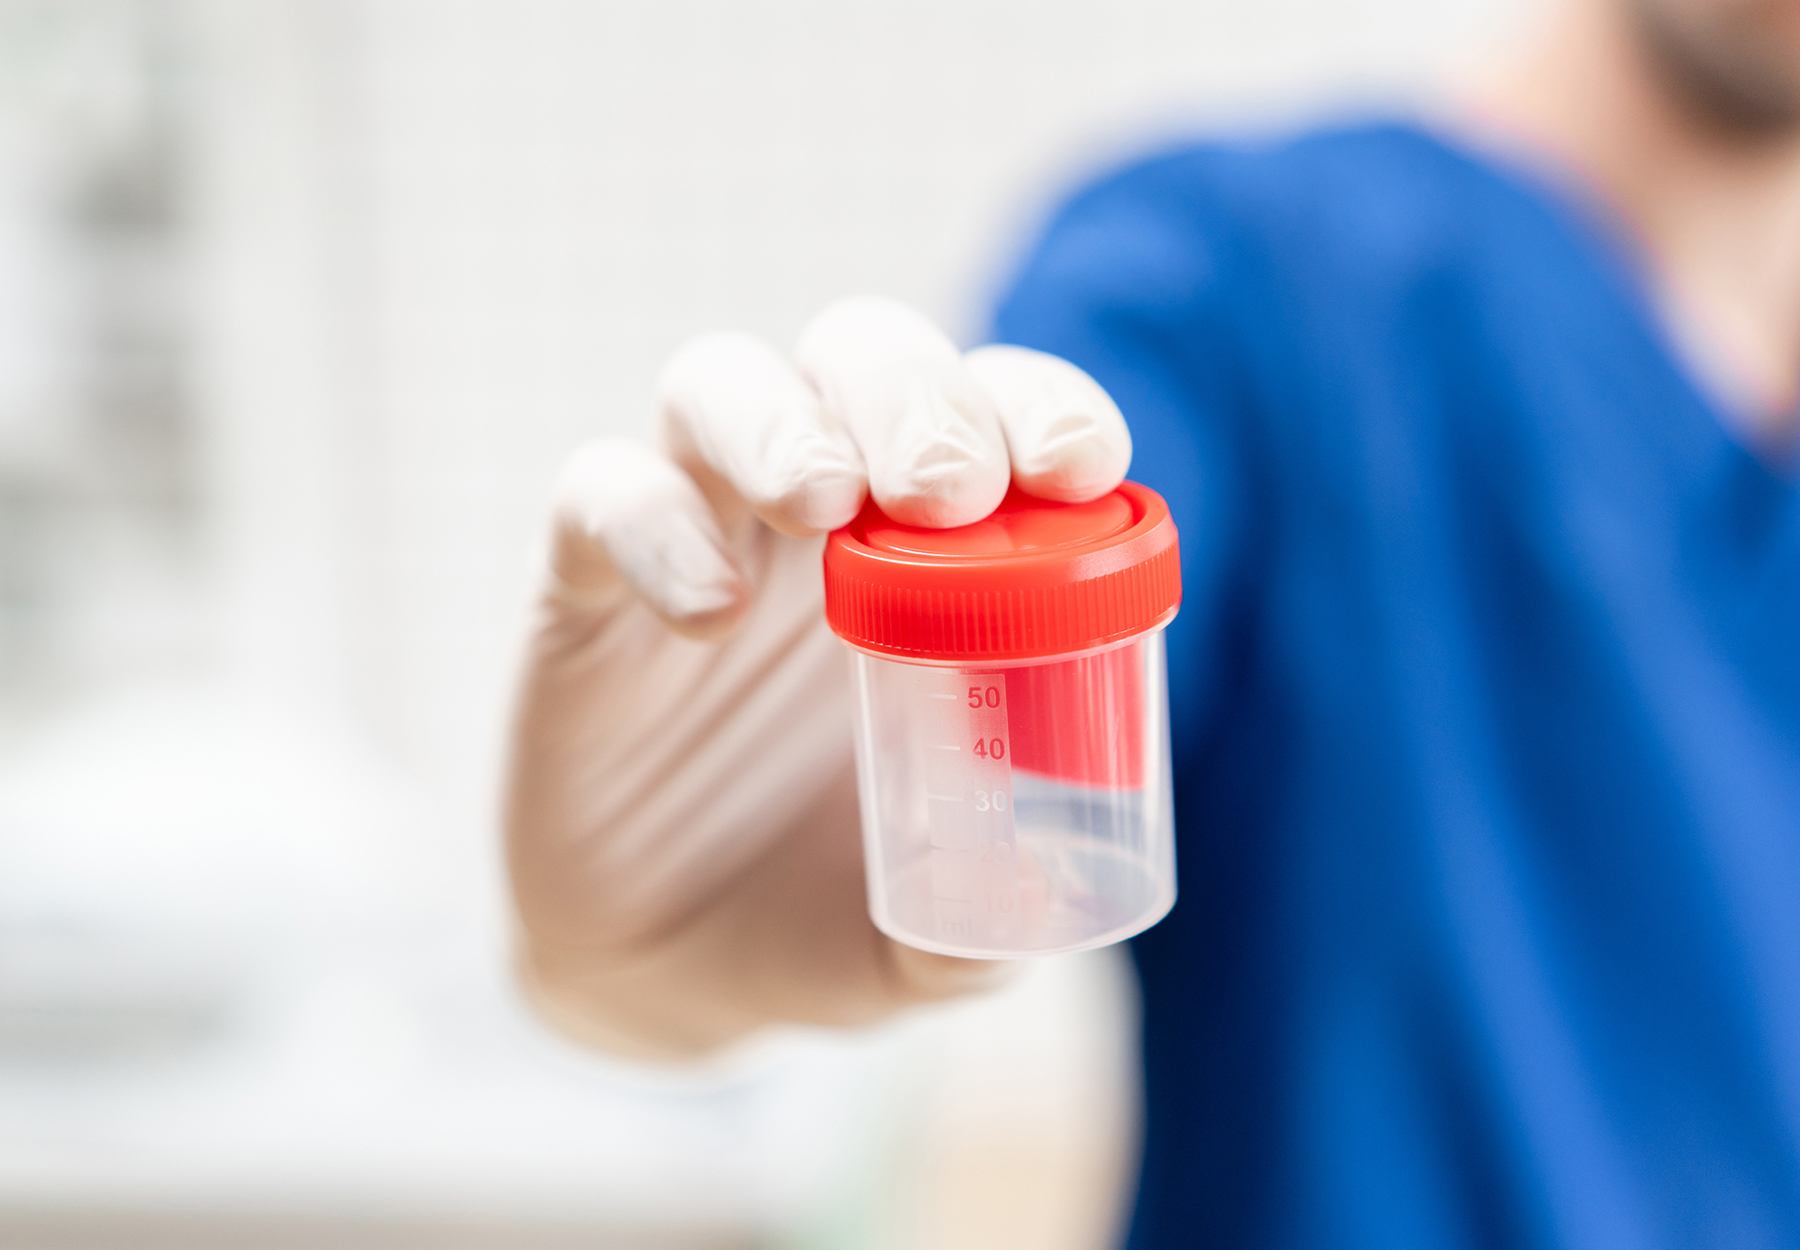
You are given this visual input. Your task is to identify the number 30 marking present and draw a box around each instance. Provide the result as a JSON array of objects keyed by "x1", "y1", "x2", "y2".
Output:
[{"x1": 973, "y1": 789, "x2": 1009, "y2": 812}]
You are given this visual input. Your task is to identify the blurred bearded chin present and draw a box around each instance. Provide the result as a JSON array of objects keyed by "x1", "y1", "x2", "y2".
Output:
[{"x1": 1632, "y1": 0, "x2": 1800, "y2": 136}]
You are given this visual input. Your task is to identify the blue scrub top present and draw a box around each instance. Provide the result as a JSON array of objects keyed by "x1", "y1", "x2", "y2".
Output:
[{"x1": 992, "y1": 121, "x2": 1800, "y2": 1249}]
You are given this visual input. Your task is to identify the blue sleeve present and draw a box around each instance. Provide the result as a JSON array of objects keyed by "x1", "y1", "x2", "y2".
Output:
[{"x1": 990, "y1": 159, "x2": 1260, "y2": 753}]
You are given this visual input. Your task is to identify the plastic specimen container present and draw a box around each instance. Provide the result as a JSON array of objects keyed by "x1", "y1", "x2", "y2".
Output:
[{"x1": 824, "y1": 482, "x2": 1182, "y2": 959}]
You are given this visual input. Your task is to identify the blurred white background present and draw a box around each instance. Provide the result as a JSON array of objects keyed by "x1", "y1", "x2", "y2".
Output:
[{"x1": 0, "y1": 1, "x2": 1515, "y2": 1246}]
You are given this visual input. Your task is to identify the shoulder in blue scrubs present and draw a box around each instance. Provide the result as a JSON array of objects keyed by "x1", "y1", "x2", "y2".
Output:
[{"x1": 993, "y1": 120, "x2": 1800, "y2": 1249}]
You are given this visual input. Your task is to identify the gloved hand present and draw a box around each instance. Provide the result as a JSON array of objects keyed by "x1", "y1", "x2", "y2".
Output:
[{"x1": 504, "y1": 296, "x2": 1132, "y2": 1060}]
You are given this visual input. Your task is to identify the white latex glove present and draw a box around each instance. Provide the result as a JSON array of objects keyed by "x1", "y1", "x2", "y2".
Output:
[{"x1": 505, "y1": 296, "x2": 1131, "y2": 1060}]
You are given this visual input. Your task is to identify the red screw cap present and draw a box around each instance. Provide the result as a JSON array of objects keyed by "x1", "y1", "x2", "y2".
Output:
[{"x1": 823, "y1": 480, "x2": 1181, "y2": 663}]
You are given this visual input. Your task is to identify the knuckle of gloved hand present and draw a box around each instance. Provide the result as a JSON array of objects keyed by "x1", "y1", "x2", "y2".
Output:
[
  {"x1": 615, "y1": 517, "x2": 740, "y2": 619},
  {"x1": 1014, "y1": 413, "x2": 1131, "y2": 501},
  {"x1": 867, "y1": 384, "x2": 1009, "y2": 528},
  {"x1": 743, "y1": 420, "x2": 867, "y2": 536},
  {"x1": 872, "y1": 460, "x2": 1007, "y2": 528},
  {"x1": 542, "y1": 440, "x2": 650, "y2": 593},
  {"x1": 562, "y1": 468, "x2": 743, "y2": 631}
]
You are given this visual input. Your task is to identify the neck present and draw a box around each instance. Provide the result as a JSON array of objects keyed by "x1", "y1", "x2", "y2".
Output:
[{"x1": 1463, "y1": 0, "x2": 1800, "y2": 440}]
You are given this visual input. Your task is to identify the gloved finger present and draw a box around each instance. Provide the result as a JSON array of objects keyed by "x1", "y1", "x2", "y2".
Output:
[
  {"x1": 547, "y1": 437, "x2": 751, "y2": 639},
  {"x1": 964, "y1": 344, "x2": 1132, "y2": 503},
  {"x1": 657, "y1": 330, "x2": 868, "y2": 539},
  {"x1": 795, "y1": 296, "x2": 1010, "y2": 529}
]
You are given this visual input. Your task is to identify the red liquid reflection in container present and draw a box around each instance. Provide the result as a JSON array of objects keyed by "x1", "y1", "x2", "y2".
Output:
[{"x1": 825, "y1": 483, "x2": 1181, "y2": 958}]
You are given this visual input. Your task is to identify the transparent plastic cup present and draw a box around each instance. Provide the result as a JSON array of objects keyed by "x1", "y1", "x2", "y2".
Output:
[{"x1": 824, "y1": 483, "x2": 1181, "y2": 959}]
